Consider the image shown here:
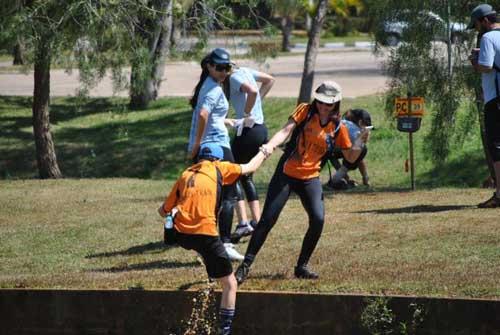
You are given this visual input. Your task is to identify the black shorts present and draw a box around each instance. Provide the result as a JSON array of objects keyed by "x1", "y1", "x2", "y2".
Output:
[
  {"x1": 176, "y1": 233, "x2": 233, "y2": 279},
  {"x1": 484, "y1": 99, "x2": 500, "y2": 162}
]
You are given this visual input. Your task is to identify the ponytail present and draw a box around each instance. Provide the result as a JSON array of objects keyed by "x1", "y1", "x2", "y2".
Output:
[{"x1": 190, "y1": 55, "x2": 212, "y2": 109}]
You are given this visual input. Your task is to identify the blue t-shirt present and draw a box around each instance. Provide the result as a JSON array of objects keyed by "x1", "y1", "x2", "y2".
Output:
[
  {"x1": 342, "y1": 119, "x2": 361, "y2": 142},
  {"x1": 479, "y1": 30, "x2": 500, "y2": 103},
  {"x1": 188, "y1": 76, "x2": 230, "y2": 153},
  {"x1": 229, "y1": 67, "x2": 264, "y2": 124}
]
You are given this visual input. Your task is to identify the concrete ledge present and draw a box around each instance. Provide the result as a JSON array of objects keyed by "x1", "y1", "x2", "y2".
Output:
[{"x1": 1, "y1": 289, "x2": 499, "y2": 334}]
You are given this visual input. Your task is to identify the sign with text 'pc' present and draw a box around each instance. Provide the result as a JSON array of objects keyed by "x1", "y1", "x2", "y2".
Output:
[
  {"x1": 395, "y1": 97, "x2": 424, "y2": 133},
  {"x1": 395, "y1": 97, "x2": 425, "y2": 117}
]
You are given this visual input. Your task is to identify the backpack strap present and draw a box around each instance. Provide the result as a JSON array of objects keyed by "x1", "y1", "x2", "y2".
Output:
[
  {"x1": 214, "y1": 166, "x2": 223, "y2": 224},
  {"x1": 284, "y1": 105, "x2": 316, "y2": 157}
]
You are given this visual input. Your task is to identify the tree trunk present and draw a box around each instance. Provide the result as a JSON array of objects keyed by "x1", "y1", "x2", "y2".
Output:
[
  {"x1": 280, "y1": 15, "x2": 293, "y2": 52},
  {"x1": 130, "y1": 0, "x2": 173, "y2": 109},
  {"x1": 33, "y1": 38, "x2": 62, "y2": 179},
  {"x1": 13, "y1": 39, "x2": 25, "y2": 65},
  {"x1": 298, "y1": 0, "x2": 328, "y2": 104}
]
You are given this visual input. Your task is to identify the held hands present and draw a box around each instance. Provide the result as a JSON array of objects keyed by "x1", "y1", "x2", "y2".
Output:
[{"x1": 259, "y1": 143, "x2": 273, "y2": 159}]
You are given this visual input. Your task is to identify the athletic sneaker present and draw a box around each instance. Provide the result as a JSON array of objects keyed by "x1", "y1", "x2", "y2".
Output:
[
  {"x1": 478, "y1": 193, "x2": 500, "y2": 208},
  {"x1": 223, "y1": 243, "x2": 244, "y2": 261},
  {"x1": 248, "y1": 219, "x2": 258, "y2": 229},
  {"x1": 230, "y1": 221, "x2": 254, "y2": 243},
  {"x1": 235, "y1": 262, "x2": 250, "y2": 285},
  {"x1": 294, "y1": 265, "x2": 319, "y2": 279}
]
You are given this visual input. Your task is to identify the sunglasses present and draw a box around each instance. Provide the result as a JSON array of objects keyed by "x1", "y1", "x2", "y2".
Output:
[{"x1": 214, "y1": 64, "x2": 232, "y2": 72}]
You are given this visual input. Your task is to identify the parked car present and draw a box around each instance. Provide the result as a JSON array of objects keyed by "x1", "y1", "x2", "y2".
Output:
[{"x1": 378, "y1": 11, "x2": 468, "y2": 46}]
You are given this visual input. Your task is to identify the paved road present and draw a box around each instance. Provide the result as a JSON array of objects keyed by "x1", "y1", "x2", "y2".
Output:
[{"x1": 0, "y1": 49, "x2": 388, "y2": 98}]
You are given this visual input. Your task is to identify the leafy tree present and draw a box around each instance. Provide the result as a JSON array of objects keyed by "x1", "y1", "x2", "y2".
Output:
[
  {"x1": 129, "y1": 0, "x2": 173, "y2": 109},
  {"x1": 329, "y1": 0, "x2": 364, "y2": 36},
  {"x1": 0, "y1": 0, "x2": 147, "y2": 178},
  {"x1": 298, "y1": 0, "x2": 329, "y2": 103},
  {"x1": 367, "y1": 0, "x2": 498, "y2": 185},
  {"x1": 270, "y1": 0, "x2": 306, "y2": 52}
]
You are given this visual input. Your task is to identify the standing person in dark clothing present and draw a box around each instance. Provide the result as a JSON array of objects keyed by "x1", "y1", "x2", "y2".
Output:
[
  {"x1": 224, "y1": 66, "x2": 275, "y2": 241},
  {"x1": 468, "y1": 4, "x2": 500, "y2": 208},
  {"x1": 235, "y1": 81, "x2": 369, "y2": 284}
]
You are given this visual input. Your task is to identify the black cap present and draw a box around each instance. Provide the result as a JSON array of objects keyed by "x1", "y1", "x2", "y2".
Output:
[
  {"x1": 468, "y1": 4, "x2": 496, "y2": 29},
  {"x1": 349, "y1": 108, "x2": 372, "y2": 127},
  {"x1": 209, "y1": 48, "x2": 232, "y2": 64}
]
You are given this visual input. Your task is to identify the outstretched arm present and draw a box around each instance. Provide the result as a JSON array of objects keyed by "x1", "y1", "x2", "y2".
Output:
[
  {"x1": 240, "y1": 145, "x2": 272, "y2": 175},
  {"x1": 266, "y1": 118, "x2": 296, "y2": 149}
]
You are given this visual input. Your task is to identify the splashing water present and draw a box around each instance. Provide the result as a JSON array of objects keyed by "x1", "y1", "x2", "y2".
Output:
[{"x1": 182, "y1": 280, "x2": 218, "y2": 335}]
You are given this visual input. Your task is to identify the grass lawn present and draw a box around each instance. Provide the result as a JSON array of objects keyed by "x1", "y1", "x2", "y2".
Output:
[
  {"x1": 0, "y1": 179, "x2": 498, "y2": 298},
  {"x1": 0, "y1": 95, "x2": 498, "y2": 298}
]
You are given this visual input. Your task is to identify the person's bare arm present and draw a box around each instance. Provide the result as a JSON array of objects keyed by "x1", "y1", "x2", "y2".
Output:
[
  {"x1": 240, "y1": 144, "x2": 272, "y2": 175},
  {"x1": 191, "y1": 108, "x2": 208, "y2": 159},
  {"x1": 266, "y1": 119, "x2": 296, "y2": 149},
  {"x1": 255, "y1": 72, "x2": 275, "y2": 99},
  {"x1": 240, "y1": 82, "x2": 258, "y2": 116}
]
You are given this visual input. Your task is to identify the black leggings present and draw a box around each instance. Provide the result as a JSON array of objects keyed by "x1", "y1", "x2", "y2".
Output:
[
  {"x1": 244, "y1": 155, "x2": 325, "y2": 267},
  {"x1": 220, "y1": 146, "x2": 238, "y2": 243},
  {"x1": 321, "y1": 146, "x2": 368, "y2": 171},
  {"x1": 232, "y1": 124, "x2": 268, "y2": 202}
]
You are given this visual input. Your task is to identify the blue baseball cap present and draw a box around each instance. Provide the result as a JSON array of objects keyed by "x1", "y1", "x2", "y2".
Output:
[
  {"x1": 467, "y1": 4, "x2": 496, "y2": 29},
  {"x1": 198, "y1": 143, "x2": 224, "y2": 161},
  {"x1": 209, "y1": 48, "x2": 232, "y2": 65}
]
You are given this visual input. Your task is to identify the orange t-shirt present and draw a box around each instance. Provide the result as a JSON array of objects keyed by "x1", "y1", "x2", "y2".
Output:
[
  {"x1": 283, "y1": 103, "x2": 352, "y2": 180},
  {"x1": 162, "y1": 160, "x2": 241, "y2": 236}
]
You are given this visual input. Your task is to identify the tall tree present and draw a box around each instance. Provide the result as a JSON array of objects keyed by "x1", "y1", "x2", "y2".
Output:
[
  {"x1": 271, "y1": 0, "x2": 305, "y2": 52},
  {"x1": 129, "y1": 0, "x2": 174, "y2": 109},
  {"x1": 2, "y1": 0, "x2": 146, "y2": 178},
  {"x1": 298, "y1": 0, "x2": 329, "y2": 103}
]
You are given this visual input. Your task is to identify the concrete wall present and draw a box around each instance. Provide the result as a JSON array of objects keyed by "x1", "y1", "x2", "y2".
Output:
[{"x1": 1, "y1": 289, "x2": 499, "y2": 334}]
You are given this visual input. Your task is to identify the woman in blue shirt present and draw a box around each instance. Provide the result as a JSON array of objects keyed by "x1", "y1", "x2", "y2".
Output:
[{"x1": 187, "y1": 48, "x2": 244, "y2": 261}]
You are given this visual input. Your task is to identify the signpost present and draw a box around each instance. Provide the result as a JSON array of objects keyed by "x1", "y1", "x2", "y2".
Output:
[{"x1": 395, "y1": 96, "x2": 425, "y2": 190}]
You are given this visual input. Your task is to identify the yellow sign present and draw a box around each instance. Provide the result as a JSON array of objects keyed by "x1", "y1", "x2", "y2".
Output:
[{"x1": 395, "y1": 97, "x2": 425, "y2": 117}]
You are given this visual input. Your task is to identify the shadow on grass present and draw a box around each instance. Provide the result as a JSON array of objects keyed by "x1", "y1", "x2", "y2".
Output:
[
  {"x1": 93, "y1": 259, "x2": 201, "y2": 273},
  {"x1": 1, "y1": 96, "x2": 192, "y2": 180},
  {"x1": 356, "y1": 204, "x2": 476, "y2": 215},
  {"x1": 86, "y1": 241, "x2": 167, "y2": 258}
]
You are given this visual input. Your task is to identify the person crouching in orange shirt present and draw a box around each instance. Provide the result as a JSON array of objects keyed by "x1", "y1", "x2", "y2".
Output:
[{"x1": 158, "y1": 142, "x2": 271, "y2": 335}]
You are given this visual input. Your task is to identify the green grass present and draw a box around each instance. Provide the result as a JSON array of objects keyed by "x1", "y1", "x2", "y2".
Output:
[
  {"x1": 0, "y1": 179, "x2": 498, "y2": 298},
  {"x1": 0, "y1": 95, "x2": 498, "y2": 297},
  {"x1": 0, "y1": 94, "x2": 490, "y2": 189}
]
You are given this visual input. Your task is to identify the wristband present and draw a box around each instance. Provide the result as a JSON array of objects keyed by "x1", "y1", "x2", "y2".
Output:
[{"x1": 259, "y1": 146, "x2": 271, "y2": 158}]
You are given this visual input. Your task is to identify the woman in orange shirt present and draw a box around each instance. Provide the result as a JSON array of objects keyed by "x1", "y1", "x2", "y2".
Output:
[{"x1": 235, "y1": 81, "x2": 368, "y2": 284}]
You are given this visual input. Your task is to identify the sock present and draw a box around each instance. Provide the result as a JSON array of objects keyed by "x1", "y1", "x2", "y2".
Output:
[
  {"x1": 219, "y1": 308, "x2": 235, "y2": 335},
  {"x1": 243, "y1": 253, "x2": 255, "y2": 267}
]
